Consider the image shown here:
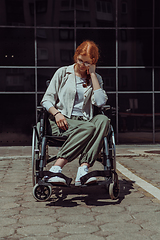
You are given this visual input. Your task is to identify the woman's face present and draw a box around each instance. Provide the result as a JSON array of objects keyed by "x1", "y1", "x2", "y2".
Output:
[{"x1": 76, "y1": 55, "x2": 92, "y2": 72}]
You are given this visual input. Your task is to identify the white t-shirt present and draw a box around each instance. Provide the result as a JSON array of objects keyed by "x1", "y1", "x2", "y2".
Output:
[{"x1": 71, "y1": 76, "x2": 86, "y2": 116}]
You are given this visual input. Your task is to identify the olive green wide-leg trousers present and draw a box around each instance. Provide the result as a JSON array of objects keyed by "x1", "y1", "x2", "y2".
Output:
[{"x1": 48, "y1": 114, "x2": 110, "y2": 167}]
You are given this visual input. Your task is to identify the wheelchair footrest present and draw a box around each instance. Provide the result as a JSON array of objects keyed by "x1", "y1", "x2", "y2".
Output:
[
  {"x1": 80, "y1": 170, "x2": 114, "y2": 185},
  {"x1": 42, "y1": 171, "x2": 72, "y2": 186}
]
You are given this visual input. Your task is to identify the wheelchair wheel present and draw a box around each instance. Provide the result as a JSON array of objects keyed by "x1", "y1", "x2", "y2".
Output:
[
  {"x1": 109, "y1": 181, "x2": 119, "y2": 200},
  {"x1": 108, "y1": 125, "x2": 116, "y2": 170},
  {"x1": 32, "y1": 125, "x2": 40, "y2": 186},
  {"x1": 33, "y1": 184, "x2": 52, "y2": 202}
]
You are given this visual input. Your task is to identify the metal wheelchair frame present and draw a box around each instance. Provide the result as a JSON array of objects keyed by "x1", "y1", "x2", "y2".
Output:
[{"x1": 32, "y1": 105, "x2": 119, "y2": 202}]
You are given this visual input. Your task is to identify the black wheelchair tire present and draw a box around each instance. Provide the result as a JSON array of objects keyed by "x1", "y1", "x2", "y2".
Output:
[
  {"x1": 32, "y1": 126, "x2": 40, "y2": 186},
  {"x1": 109, "y1": 182, "x2": 120, "y2": 200},
  {"x1": 33, "y1": 184, "x2": 52, "y2": 202}
]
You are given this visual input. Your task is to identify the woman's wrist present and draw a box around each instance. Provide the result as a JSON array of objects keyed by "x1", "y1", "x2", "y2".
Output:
[
  {"x1": 53, "y1": 111, "x2": 61, "y2": 117},
  {"x1": 90, "y1": 73, "x2": 96, "y2": 78}
]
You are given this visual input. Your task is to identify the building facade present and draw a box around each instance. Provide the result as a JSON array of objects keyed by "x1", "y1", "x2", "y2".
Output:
[{"x1": 0, "y1": 0, "x2": 160, "y2": 145}]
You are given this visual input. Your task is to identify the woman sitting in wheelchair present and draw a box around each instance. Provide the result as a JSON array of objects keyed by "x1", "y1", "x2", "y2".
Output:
[{"x1": 41, "y1": 40, "x2": 110, "y2": 186}]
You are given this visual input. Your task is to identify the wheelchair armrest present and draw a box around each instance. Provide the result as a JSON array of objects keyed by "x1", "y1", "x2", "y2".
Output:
[
  {"x1": 101, "y1": 105, "x2": 111, "y2": 111},
  {"x1": 37, "y1": 106, "x2": 48, "y2": 112},
  {"x1": 37, "y1": 106, "x2": 43, "y2": 112}
]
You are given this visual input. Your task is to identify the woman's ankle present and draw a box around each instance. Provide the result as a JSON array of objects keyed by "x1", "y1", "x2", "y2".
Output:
[
  {"x1": 54, "y1": 158, "x2": 68, "y2": 168},
  {"x1": 80, "y1": 163, "x2": 90, "y2": 168}
]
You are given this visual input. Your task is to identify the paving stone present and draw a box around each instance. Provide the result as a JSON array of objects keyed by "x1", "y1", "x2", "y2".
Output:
[
  {"x1": 0, "y1": 217, "x2": 17, "y2": 227},
  {"x1": 138, "y1": 229, "x2": 157, "y2": 237},
  {"x1": 22, "y1": 237, "x2": 58, "y2": 240},
  {"x1": 21, "y1": 207, "x2": 56, "y2": 216},
  {"x1": 58, "y1": 214, "x2": 95, "y2": 224},
  {"x1": 118, "y1": 196, "x2": 152, "y2": 206},
  {"x1": 0, "y1": 191, "x2": 23, "y2": 198},
  {"x1": 0, "y1": 227, "x2": 15, "y2": 238},
  {"x1": 21, "y1": 201, "x2": 52, "y2": 209},
  {"x1": 17, "y1": 225, "x2": 57, "y2": 236},
  {"x1": 91, "y1": 205, "x2": 125, "y2": 214},
  {"x1": 59, "y1": 224, "x2": 99, "y2": 234},
  {"x1": 56, "y1": 206, "x2": 91, "y2": 215},
  {"x1": 126, "y1": 204, "x2": 160, "y2": 213},
  {"x1": 132, "y1": 211, "x2": 160, "y2": 223},
  {"x1": 106, "y1": 232, "x2": 151, "y2": 240},
  {"x1": 1, "y1": 202, "x2": 20, "y2": 209},
  {"x1": 151, "y1": 233, "x2": 160, "y2": 240},
  {"x1": 0, "y1": 197, "x2": 18, "y2": 204},
  {"x1": 100, "y1": 222, "x2": 141, "y2": 234},
  {"x1": 0, "y1": 209, "x2": 20, "y2": 218},
  {"x1": 50, "y1": 232, "x2": 69, "y2": 239},
  {"x1": 95, "y1": 212, "x2": 132, "y2": 223},
  {"x1": 61, "y1": 234, "x2": 105, "y2": 240},
  {"x1": 141, "y1": 222, "x2": 160, "y2": 233},
  {"x1": 18, "y1": 216, "x2": 56, "y2": 225}
]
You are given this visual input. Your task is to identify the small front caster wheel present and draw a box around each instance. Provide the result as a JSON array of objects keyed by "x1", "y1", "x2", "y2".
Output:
[
  {"x1": 109, "y1": 182, "x2": 119, "y2": 200},
  {"x1": 33, "y1": 184, "x2": 52, "y2": 202}
]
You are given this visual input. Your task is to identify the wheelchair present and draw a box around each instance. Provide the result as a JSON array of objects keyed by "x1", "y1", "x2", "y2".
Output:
[{"x1": 32, "y1": 105, "x2": 119, "y2": 202}]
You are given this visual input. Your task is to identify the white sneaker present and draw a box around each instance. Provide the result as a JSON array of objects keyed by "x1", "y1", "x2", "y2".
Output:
[
  {"x1": 75, "y1": 166, "x2": 97, "y2": 186},
  {"x1": 47, "y1": 166, "x2": 67, "y2": 185}
]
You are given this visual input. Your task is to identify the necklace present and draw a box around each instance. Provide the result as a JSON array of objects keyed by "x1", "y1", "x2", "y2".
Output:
[
  {"x1": 76, "y1": 75, "x2": 88, "y2": 88},
  {"x1": 83, "y1": 83, "x2": 87, "y2": 88}
]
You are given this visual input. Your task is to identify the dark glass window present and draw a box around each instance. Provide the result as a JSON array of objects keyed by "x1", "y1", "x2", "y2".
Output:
[
  {"x1": 0, "y1": 0, "x2": 34, "y2": 26},
  {"x1": 105, "y1": 93, "x2": 116, "y2": 132},
  {"x1": 155, "y1": 0, "x2": 160, "y2": 27},
  {"x1": 95, "y1": 0, "x2": 115, "y2": 27},
  {"x1": 118, "y1": 69, "x2": 152, "y2": 91},
  {"x1": 36, "y1": 0, "x2": 48, "y2": 13},
  {"x1": 59, "y1": 22, "x2": 74, "y2": 41},
  {"x1": 0, "y1": 28, "x2": 34, "y2": 66},
  {"x1": 37, "y1": 29, "x2": 74, "y2": 66},
  {"x1": 118, "y1": 0, "x2": 153, "y2": 27},
  {"x1": 155, "y1": 94, "x2": 160, "y2": 114},
  {"x1": 155, "y1": 93, "x2": 160, "y2": 143},
  {"x1": 121, "y1": 2, "x2": 127, "y2": 14},
  {"x1": 118, "y1": 93, "x2": 153, "y2": 143},
  {"x1": 102, "y1": 1, "x2": 107, "y2": 13},
  {"x1": 38, "y1": 94, "x2": 44, "y2": 106},
  {"x1": 37, "y1": 68, "x2": 58, "y2": 92},
  {"x1": 96, "y1": 1, "x2": 101, "y2": 11},
  {"x1": 76, "y1": 0, "x2": 83, "y2": 7},
  {"x1": 0, "y1": 68, "x2": 35, "y2": 92},
  {"x1": 36, "y1": 0, "x2": 74, "y2": 26},
  {"x1": 6, "y1": 0, "x2": 24, "y2": 25},
  {"x1": 96, "y1": 68, "x2": 116, "y2": 91},
  {"x1": 154, "y1": 30, "x2": 160, "y2": 66},
  {"x1": 61, "y1": 0, "x2": 70, "y2": 8},
  {"x1": 0, "y1": 94, "x2": 35, "y2": 146},
  {"x1": 119, "y1": 93, "x2": 152, "y2": 115},
  {"x1": 155, "y1": 69, "x2": 160, "y2": 91},
  {"x1": 84, "y1": 0, "x2": 89, "y2": 8},
  {"x1": 119, "y1": 30, "x2": 152, "y2": 66},
  {"x1": 76, "y1": 0, "x2": 115, "y2": 27}
]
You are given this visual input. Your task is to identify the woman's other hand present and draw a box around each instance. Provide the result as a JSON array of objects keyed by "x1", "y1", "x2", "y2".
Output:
[
  {"x1": 55, "y1": 113, "x2": 68, "y2": 131},
  {"x1": 88, "y1": 64, "x2": 96, "y2": 75}
]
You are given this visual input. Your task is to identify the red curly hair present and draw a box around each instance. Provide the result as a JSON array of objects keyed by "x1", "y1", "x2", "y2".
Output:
[{"x1": 74, "y1": 40, "x2": 100, "y2": 64}]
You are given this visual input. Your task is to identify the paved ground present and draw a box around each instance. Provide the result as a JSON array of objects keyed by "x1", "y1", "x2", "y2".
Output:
[{"x1": 0, "y1": 145, "x2": 160, "y2": 240}]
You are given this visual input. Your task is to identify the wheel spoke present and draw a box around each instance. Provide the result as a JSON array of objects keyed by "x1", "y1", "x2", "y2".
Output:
[{"x1": 33, "y1": 184, "x2": 52, "y2": 202}]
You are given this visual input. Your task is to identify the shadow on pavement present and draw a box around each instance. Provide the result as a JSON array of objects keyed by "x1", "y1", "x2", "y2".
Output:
[{"x1": 46, "y1": 179, "x2": 135, "y2": 207}]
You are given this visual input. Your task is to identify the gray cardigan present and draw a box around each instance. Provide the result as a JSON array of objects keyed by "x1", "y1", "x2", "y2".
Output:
[{"x1": 41, "y1": 64, "x2": 108, "y2": 120}]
